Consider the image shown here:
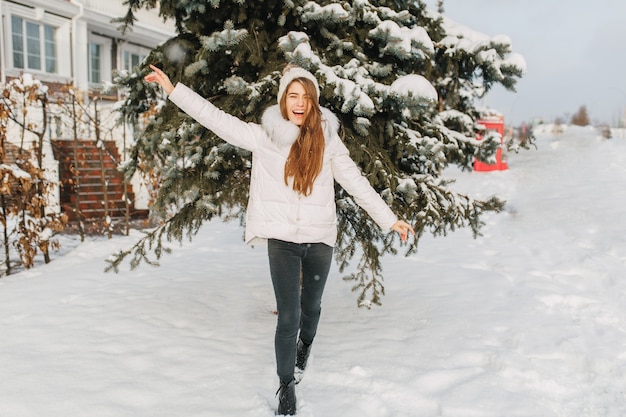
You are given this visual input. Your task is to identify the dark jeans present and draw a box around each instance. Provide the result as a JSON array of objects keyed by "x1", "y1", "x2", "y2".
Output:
[{"x1": 268, "y1": 239, "x2": 333, "y2": 384}]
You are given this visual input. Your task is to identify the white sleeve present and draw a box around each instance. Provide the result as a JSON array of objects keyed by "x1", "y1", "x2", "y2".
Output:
[
  {"x1": 168, "y1": 83, "x2": 263, "y2": 152},
  {"x1": 330, "y1": 138, "x2": 398, "y2": 231}
]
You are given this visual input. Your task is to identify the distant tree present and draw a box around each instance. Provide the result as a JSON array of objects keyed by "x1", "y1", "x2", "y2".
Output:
[
  {"x1": 599, "y1": 125, "x2": 612, "y2": 139},
  {"x1": 571, "y1": 106, "x2": 590, "y2": 126},
  {"x1": 553, "y1": 116, "x2": 565, "y2": 135}
]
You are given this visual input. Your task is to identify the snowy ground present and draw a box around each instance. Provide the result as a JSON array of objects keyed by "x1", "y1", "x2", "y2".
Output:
[{"x1": 1, "y1": 125, "x2": 625, "y2": 417}]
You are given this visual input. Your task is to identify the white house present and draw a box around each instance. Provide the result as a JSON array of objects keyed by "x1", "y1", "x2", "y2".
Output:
[
  {"x1": 0, "y1": 0, "x2": 175, "y2": 217},
  {"x1": 1, "y1": 0, "x2": 173, "y2": 91}
]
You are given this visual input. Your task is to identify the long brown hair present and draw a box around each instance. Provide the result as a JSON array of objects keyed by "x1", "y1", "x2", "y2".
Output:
[{"x1": 281, "y1": 78, "x2": 325, "y2": 196}]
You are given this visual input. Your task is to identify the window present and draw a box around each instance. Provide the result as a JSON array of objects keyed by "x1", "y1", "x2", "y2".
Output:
[
  {"x1": 4, "y1": 3, "x2": 91, "y2": 81},
  {"x1": 119, "y1": 43, "x2": 150, "y2": 75},
  {"x1": 11, "y1": 16, "x2": 57, "y2": 73},
  {"x1": 89, "y1": 43, "x2": 102, "y2": 84},
  {"x1": 87, "y1": 33, "x2": 112, "y2": 86},
  {"x1": 123, "y1": 50, "x2": 147, "y2": 73}
]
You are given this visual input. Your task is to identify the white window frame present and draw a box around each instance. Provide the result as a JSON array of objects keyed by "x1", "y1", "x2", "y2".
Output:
[
  {"x1": 10, "y1": 16, "x2": 57, "y2": 73},
  {"x1": 87, "y1": 33, "x2": 112, "y2": 86},
  {"x1": 120, "y1": 43, "x2": 150, "y2": 74},
  {"x1": 2, "y1": 4, "x2": 72, "y2": 80}
]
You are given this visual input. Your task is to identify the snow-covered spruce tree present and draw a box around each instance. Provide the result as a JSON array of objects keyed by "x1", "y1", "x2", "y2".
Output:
[
  {"x1": 423, "y1": 11, "x2": 529, "y2": 162},
  {"x1": 109, "y1": 0, "x2": 525, "y2": 307}
]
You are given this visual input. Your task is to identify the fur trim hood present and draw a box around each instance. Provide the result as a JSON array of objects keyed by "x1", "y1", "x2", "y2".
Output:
[{"x1": 261, "y1": 105, "x2": 340, "y2": 148}]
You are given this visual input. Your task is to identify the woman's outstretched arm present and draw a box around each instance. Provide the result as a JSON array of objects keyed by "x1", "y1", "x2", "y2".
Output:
[{"x1": 143, "y1": 64, "x2": 262, "y2": 152}]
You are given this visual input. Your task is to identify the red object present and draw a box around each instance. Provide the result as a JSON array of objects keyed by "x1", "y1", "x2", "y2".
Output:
[{"x1": 474, "y1": 116, "x2": 508, "y2": 171}]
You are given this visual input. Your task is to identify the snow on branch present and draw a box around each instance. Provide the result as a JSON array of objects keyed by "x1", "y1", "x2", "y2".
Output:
[
  {"x1": 199, "y1": 20, "x2": 248, "y2": 52},
  {"x1": 389, "y1": 74, "x2": 438, "y2": 103},
  {"x1": 301, "y1": 2, "x2": 349, "y2": 22},
  {"x1": 368, "y1": 21, "x2": 434, "y2": 59},
  {"x1": 502, "y1": 52, "x2": 528, "y2": 74},
  {"x1": 0, "y1": 163, "x2": 32, "y2": 181}
]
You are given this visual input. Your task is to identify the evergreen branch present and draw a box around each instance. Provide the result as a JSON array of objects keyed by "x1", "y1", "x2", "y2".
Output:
[
  {"x1": 199, "y1": 21, "x2": 248, "y2": 52},
  {"x1": 335, "y1": 192, "x2": 391, "y2": 308},
  {"x1": 104, "y1": 197, "x2": 217, "y2": 273},
  {"x1": 408, "y1": 175, "x2": 505, "y2": 242},
  {"x1": 114, "y1": 0, "x2": 160, "y2": 34},
  {"x1": 335, "y1": 174, "x2": 505, "y2": 308}
]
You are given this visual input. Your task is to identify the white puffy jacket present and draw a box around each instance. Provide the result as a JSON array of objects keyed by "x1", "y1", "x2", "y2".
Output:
[{"x1": 168, "y1": 83, "x2": 398, "y2": 246}]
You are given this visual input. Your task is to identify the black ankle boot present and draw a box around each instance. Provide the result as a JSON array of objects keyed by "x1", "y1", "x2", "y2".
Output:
[
  {"x1": 276, "y1": 379, "x2": 296, "y2": 415},
  {"x1": 296, "y1": 339, "x2": 312, "y2": 373}
]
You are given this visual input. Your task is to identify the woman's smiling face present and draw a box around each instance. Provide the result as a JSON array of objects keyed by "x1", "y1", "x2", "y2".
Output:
[{"x1": 284, "y1": 81, "x2": 311, "y2": 126}]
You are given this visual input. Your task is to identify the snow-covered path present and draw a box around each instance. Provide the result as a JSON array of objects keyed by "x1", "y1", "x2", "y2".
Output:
[{"x1": 1, "y1": 125, "x2": 625, "y2": 416}]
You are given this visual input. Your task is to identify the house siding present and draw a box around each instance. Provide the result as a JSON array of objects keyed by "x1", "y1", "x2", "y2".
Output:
[{"x1": 0, "y1": 0, "x2": 175, "y2": 215}]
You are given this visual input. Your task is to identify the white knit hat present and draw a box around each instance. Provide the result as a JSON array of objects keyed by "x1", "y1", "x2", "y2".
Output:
[{"x1": 277, "y1": 66, "x2": 320, "y2": 104}]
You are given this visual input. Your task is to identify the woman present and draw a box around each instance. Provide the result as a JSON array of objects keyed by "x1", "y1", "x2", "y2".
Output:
[{"x1": 144, "y1": 64, "x2": 414, "y2": 415}]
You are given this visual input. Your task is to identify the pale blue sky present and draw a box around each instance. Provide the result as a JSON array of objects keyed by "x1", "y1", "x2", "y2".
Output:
[{"x1": 424, "y1": 0, "x2": 626, "y2": 126}]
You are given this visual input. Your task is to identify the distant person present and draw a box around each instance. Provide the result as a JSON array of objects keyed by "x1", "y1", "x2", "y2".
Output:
[{"x1": 145, "y1": 64, "x2": 414, "y2": 415}]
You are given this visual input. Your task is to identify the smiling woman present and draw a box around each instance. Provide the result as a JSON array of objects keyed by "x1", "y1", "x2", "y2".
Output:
[
  {"x1": 144, "y1": 63, "x2": 414, "y2": 415},
  {"x1": 280, "y1": 75, "x2": 325, "y2": 197},
  {"x1": 284, "y1": 82, "x2": 310, "y2": 125}
]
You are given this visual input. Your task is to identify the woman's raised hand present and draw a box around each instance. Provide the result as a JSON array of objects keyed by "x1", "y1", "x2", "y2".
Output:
[{"x1": 144, "y1": 64, "x2": 175, "y2": 95}]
